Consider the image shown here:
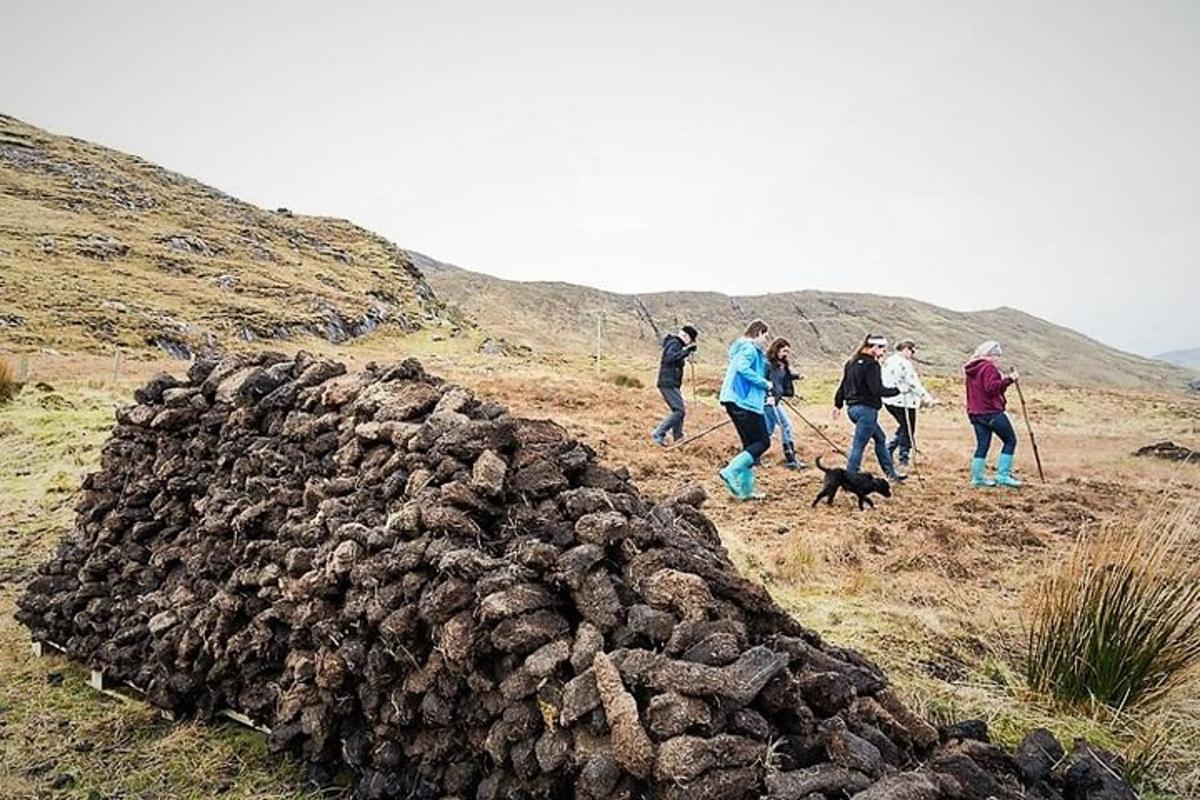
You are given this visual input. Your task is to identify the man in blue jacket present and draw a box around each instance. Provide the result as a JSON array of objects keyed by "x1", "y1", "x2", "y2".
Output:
[{"x1": 651, "y1": 325, "x2": 699, "y2": 445}]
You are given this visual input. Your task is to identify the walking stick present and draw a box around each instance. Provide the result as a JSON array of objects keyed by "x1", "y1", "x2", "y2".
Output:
[
  {"x1": 1013, "y1": 379, "x2": 1046, "y2": 483},
  {"x1": 688, "y1": 357, "x2": 698, "y2": 406},
  {"x1": 667, "y1": 418, "x2": 732, "y2": 449},
  {"x1": 904, "y1": 404, "x2": 925, "y2": 487},
  {"x1": 780, "y1": 398, "x2": 847, "y2": 458}
]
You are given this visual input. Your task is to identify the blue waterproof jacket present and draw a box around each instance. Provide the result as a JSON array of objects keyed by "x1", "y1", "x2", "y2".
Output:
[{"x1": 719, "y1": 338, "x2": 771, "y2": 413}]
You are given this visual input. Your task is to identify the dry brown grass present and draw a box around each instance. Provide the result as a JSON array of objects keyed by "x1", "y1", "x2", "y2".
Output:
[{"x1": 0, "y1": 358, "x2": 19, "y2": 405}]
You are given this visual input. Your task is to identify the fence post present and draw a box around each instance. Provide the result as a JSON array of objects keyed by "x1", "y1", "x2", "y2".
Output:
[{"x1": 110, "y1": 348, "x2": 122, "y2": 383}]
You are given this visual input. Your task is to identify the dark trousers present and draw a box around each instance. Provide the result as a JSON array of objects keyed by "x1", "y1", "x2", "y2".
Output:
[
  {"x1": 884, "y1": 404, "x2": 917, "y2": 462},
  {"x1": 723, "y1": 402, "x2": 770, "y2": 460},
  {"x1": 970, "y1": 412, "x2": 1017, "y2": 458},
  {"x1": 653, "y1": 387, "x2": 686, "y2": 440}
]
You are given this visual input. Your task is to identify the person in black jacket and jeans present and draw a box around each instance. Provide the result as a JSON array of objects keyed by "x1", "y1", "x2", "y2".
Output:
[
  {"x1": 651, "y1": 325, "x2": 698, "y2": 446},
  {"x1": 833, "y1": 334, "x2": 905, "y2": 480}
]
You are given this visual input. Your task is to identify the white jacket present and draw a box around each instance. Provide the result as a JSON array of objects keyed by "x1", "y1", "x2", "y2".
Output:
[{"x1": 882, "y1": 353, "x2": 933, "y2": 409}]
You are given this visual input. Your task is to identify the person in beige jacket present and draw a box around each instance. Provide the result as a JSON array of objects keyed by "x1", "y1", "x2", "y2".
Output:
[{"x1": 881, "y1": 339, "x2": 937, "y2": 466}]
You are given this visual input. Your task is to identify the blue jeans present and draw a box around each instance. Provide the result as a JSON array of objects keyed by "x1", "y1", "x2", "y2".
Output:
[
  {"x1": 763, "y1": 404, "x2": 794, "y2": 446},
  {"x1": 970, "y1": 412, "x2": 1017, "y2": 458},
  {"x1": 653, "y1": 387, "x2": 685, "y2": 441},
  {"x1": 847, "y1": 404, "x2": 896, "y2": 475}
]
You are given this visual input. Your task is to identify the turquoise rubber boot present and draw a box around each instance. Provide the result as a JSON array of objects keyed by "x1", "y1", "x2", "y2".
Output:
[
  {"x1": 970, "y1": 457, "x2": 996, "y2": 487},
  {"x1": 719, "y1": 452, "x2": 754, "y2": 499},
  {"x1": 996, "y1": 453, "x2": 1022, "y2": 488},
  {"x1": 742, "y1": 466, "x2": 766, "y2": 500}
]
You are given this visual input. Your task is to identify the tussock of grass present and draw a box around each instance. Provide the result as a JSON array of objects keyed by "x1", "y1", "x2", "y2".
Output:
[
  {"x1": 0, "y1": 359, "x2": 19, "y2": 405},
  {"x1": 770, "y1": 539, "x2": 822, "y2": 584},
  {"x1": 607, "y1": 372, "x2": 644, "y2": 389},
  {"x1": 1025, "y1": 505, "x2": 1200, "y2": 710}
]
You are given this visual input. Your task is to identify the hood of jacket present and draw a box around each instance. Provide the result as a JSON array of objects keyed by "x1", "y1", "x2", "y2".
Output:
[
  {"x1": 963, "y1": 358, "x2": 995, "y2": 380},
  {"x1": 728, "y1": 337, "x2": 761, "y2": 360}
]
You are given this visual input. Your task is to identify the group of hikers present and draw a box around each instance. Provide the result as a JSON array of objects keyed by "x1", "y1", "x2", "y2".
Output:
[{"x1": 652, "y1": 320, "x2": 1025, "y2": 500}]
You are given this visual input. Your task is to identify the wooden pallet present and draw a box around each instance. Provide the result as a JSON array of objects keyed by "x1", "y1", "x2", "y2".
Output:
[{"x1": 31, "y1": 638, "x2": 271, "y2": 734}]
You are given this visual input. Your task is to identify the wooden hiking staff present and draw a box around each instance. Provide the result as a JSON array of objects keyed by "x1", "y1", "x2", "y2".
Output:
[
  {"x1": 904, "y1": 404, "x2": 925, "y2": 487},
  {"x1": 780, "y1": 398, "x2": 846, "y2": 457},
  {"x1": 667, "y1": 418, "x2": 732, "y2": 449},
  {"x1": 1013, "y1": 379, "x2": 1046, "y2": 483},
  {"x1": 688, "y1": 357, "x2": 698, "y2": 406}
]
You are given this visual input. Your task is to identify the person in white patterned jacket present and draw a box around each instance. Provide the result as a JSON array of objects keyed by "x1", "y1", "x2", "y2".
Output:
[{"x1": 881, "y1": 339, "x2": 938, "y2": 467}]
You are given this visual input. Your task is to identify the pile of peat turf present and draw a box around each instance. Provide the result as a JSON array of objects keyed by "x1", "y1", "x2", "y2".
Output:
[
  {"x1": 1134, "y1": 441, "x2": 1198, "y2": 463},
  {"x1": 19, "y1": 352, "x2": 1135, "y2": 799}
]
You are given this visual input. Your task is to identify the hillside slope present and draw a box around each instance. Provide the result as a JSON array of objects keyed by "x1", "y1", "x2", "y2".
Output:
[
  {"x1": 0, "y1": 115, "x2": 457, "y2": 359},
  {"x1": 416, "y1": 254, "x2": 1193, "y2": 391}
]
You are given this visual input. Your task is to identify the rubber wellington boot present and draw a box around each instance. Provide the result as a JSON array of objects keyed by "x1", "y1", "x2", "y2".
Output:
[
  {"x1": 995, "y1": 453, "x2": 1022, "y2": 488},
  {"x1": 970, "y1": 457, "x2": 996, "y2": 487},
  {"x1": 742, "y1": 467, "x2": 767, "y2": 500},
  {"x1": 719, "y1": 452, "x2": 754, "y2": 499},
  {"x1": 782, "y1": 442, "x2": 800, "y2": 470}
]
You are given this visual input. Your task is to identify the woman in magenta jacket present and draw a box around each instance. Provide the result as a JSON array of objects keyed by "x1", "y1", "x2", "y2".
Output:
[{"x1": 963, "y1": 341, "x2": 1021, "y2": 487}]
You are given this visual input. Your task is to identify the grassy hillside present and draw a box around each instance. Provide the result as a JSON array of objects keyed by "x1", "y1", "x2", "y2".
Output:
[
  {"x1": 416, "y1": 253, "x2": 1194, "y2": 391},
  {"x1": 0, "y1": 115, "x2": 461, "y2": 360}
]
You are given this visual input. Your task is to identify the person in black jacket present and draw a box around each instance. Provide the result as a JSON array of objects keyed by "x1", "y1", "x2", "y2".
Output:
[
  {"x1": 833, "y1": 334, "x2": 905, "y2": 480},
  {"x1": 764, "y1": 337, "x2": 806, "y2": 469},
  {"x1": 651, "y1": 325, "x2": 698, "y2": 446}
]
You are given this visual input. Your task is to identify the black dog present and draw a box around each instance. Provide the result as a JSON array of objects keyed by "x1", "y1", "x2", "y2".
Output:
[{"x1": 811, "y1": 456, "x2": 892, "y2": 510}]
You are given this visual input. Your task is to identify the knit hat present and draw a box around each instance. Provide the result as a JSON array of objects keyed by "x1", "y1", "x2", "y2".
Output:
[
  {"x1": 866, "y1": 335, "x2": 888, "y2": 347},
  {"x1": 971, "y1": 340, "x2": 1002, "y2": 359},
  {"x1": 681, "y1": 325, "x2": 699, "y2": 341}
]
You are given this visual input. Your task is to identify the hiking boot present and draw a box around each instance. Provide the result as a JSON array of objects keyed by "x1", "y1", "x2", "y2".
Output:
[
  {"x1": 651, "y1": 431, "x2": 667, "y2": 447},
  {"x1": 995, "y1": 453, "x2": 1022, "y2": 488},
  {"x1": 782, "y1": 442, "x2": 800, "y2": 470},
  {"x1": 970, "y1": 457, "x2": 996, "y2": 487},
  {"x1": 887, "y1": 471, "x2": 908, "y2": 482}
]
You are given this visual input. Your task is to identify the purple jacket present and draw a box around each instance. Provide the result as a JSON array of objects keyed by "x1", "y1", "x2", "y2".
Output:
[{"x1": 964, "y1": 358, "x2": 1012, "y2": 415}]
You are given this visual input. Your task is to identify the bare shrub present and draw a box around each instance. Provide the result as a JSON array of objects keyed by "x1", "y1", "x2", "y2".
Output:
[{"x1": 1025, "y1": 505, "x2": 1200, "y2": 709}]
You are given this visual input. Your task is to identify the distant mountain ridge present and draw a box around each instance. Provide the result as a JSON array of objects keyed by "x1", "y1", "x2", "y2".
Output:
[
  {"x1": 1155, "y1": 347, "x2": 1200, "y2": 371},
  {"x1": 415, "y1": 253, "x2": 1194, "y2": 392}
]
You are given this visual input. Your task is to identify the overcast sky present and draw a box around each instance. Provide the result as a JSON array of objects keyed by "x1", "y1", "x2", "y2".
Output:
[{"x1": 4, "y1": 1, "x2": 1197, "y2": 356}]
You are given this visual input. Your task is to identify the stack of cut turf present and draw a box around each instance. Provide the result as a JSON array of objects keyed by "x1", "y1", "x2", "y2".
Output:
[{"x1": 18, "y1": 352, "x2": 1134, "y2": 799}]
